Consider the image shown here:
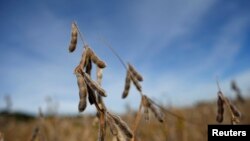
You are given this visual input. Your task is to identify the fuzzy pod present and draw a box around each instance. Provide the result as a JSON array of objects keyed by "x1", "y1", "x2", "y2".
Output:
[
  {"x1": 97, "y1": 67, "x2": 103, "y2": 85},
  {"x1": 76, "y1": 72, "x2": 88, "y2": 112},
  {"x1": 144, "y1": 96, "x2": 164, "y2": 123},
  {"x1": 129, "y1": 73, "x2": 142, "y2": 92},
  {"x1": 85, "y1": 58, "x2": 92, "y2": 74},
  {"x1": 108, "y1": 113, "x2": 133, "y2": 139},
  {"x1": 231, "y1": 81, "x2": 245, "y2": 103},
  {"x1": 216, "y1": 93, "x2": 224, "y2": 123},
  {"x1": 115, "y1": 129, "x2": 127, "y2": 141},
  {"x1": 122, "y1": 70, "x2": 131, "y2": 99},
  {"x1": 85, "y1": 59, "x2": 96, "y2": 105},
  {"x1": 87, "y1": 86, "x2": 96, "y2": 105},
  {"x1": 79, "y1": 47, "x2": 92, "y2": 71},
  {"x1": 68, "y1": 23, "x2": 78, "y2": 53},
  {"x1": 128, "y1": 64, "x2": 143, "y2": 81},
  {"x1": 229, "y1": 102, "x2": 241, "y2": 118},
  {"x1": 89, "y1": 48, "x2": 106, "y2": 68},
  {"x1": 82, "y1": 72, "x2": 107, "y2": 97},
  {"x1": 106, "y1": 114, "x2": 118, "y2": 136},
  {"x1": 149, "y1": 103, "x2": 164, "y2": 123},
  {"x1": 78, "y1": 99, "x2": 87, "y2": 112}
]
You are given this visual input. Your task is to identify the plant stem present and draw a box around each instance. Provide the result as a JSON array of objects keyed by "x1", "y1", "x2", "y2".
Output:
[{"x1": 131, "y1": 99, "x2": 143, "y2": 141}]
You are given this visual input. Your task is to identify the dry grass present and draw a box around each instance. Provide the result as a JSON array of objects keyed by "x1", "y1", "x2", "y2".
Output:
[{"x1": 1, "y1": 98, "x2": 250, "y2": 141}]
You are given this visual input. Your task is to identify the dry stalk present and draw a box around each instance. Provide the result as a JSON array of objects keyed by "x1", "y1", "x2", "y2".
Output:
[
  {"x1": 29, "y1": 108, "x2": 46, "y2": 141},
  {"x1": 131, "y1": 99, "x2": 143, "y2": 138},
  {"x1": 98, "y1": 111, "x2": 106, "y2": 141},
  {"x1": 99, "y1": 37, "x2": 200, "y2": 127},
  {"x1": 120, "y1": 63, "x2": 164, "y2": 141},
  {"x1": 72, "y1": 21, "x2": 87, "y2": 46},
  {"x1": 30, "y1": 127, "x2": 39, "y2": 141}
]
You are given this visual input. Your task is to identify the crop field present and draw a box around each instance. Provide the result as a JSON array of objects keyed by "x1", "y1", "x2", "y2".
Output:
[{"x1": 0, "y1": 98, "x2": 250, "y2": 141}]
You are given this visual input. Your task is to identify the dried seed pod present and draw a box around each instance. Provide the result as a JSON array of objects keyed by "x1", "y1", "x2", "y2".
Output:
[
  {"x1": 229, "y1": 102, "x2": 241, "y2": 118},
  {"x1": 88, "y1": 87, "x2": 97, "y2": 105},
  {"x1": 76, "y1": 72, "x2": 88, "y2": 112},
  {"x1": 231, "y1": 80, "x2": 245, "y2": 103},
  {"x1": 106, "y1": 114, "x2": 118, "y2": 136},
  {"x1": 130, "y1": 74, "x2": 142, "y2": 92},
  {"x1": 108, "y1": 113, "x2": 133, "y2": 139},
  {"x1": 85, "y1": 59, "x2": 96, "y2": 105},
  {"x1": 143, "y1": 96, "x2": 164, "y2": 123},
  {"x1": 86, "y1": 58, "x2": 92, "y2": 74},
  {"x1": 87, "y1": 85, "x2": 95, "y2": 105},
  {"x1": 78, "y1": 99, "x2": 87, "y2": 112},
  {"x1": 216, "y1": 92, "x2": 224, "y2": 123},
  {"x1": 216, "y1": 114, "x2": 223, "y2": 123},
  {"x1": 97, "y1": 67, "x2": 103, "y2": 85},
  {"x1": 89, "y1": 48, "x2": 106, "y2": 68},
  {"x1": 79, "y1": 47, "x2": 92, "y2": 71},
  {"x1": 82, "y1": 72, "x2": 107, "y2": 97},
  {"x1": 122, "y1": 70, "x2": 131, "y2": 99},
  {"x1": 128, "y1": 63, "x2": 143, "y2": 81},
  {"x1": 68, "y1": 23, "x2": 78, "y2": 52},
  {"x1": 116, "y1": 129, "x2": 127, "y2": 141},
  {"x1": 149, "y1": 103, "x2": 164, "y2": 123}
]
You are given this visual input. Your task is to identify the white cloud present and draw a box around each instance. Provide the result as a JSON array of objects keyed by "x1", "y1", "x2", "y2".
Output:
[
  {"x1": 125, "y1": 0, "x2": 217, "y2": 60},
  {"x1": 188, "y1": 15, "x2": 250, "y2": 76}
]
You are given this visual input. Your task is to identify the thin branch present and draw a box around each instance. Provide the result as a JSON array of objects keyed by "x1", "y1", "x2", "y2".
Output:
[
  {"x1": 98, "y1": 37, "x2": 128, "y2": 70},
  {"x1": 73, "y1": 21, "x2": 88, "y2": 47}
]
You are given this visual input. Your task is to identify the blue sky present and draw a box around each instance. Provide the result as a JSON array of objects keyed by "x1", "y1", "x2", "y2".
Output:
[{"x1": 0, "y1": 0, "x2": 250, "y2": 115}]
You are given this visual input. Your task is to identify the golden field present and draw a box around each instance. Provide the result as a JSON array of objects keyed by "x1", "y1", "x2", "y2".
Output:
[{"x1": 1, "y1": 98, "x2": 249, "y2": 141}]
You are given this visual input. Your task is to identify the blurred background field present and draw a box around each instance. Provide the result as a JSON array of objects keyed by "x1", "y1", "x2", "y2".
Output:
[{"x1": 1, "y1": 96, "x2": 250, "y2": 141}]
